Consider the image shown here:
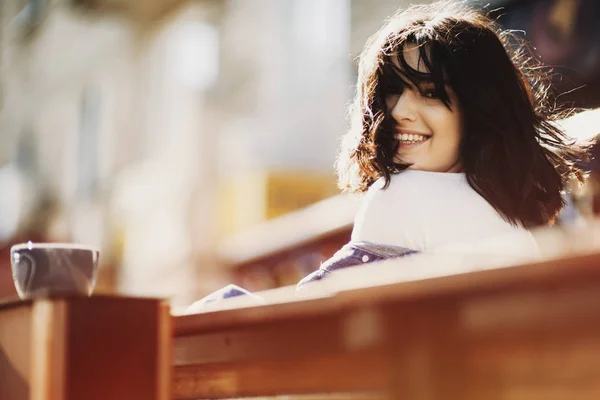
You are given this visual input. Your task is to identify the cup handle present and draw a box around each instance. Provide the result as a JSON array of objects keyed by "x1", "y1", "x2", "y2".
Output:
[{"x1": 17, "y1": 252, "x2": 37, "y2": 293}]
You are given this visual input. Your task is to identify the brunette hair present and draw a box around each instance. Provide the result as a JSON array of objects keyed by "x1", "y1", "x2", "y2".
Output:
[{"x1": 337, "y1": 0, "x2": 590, "y2": 228}]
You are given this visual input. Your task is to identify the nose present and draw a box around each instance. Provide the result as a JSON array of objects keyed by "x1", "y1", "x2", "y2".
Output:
[{"x1": 389, "y1": 90, "x2": 418, "y2": 123}]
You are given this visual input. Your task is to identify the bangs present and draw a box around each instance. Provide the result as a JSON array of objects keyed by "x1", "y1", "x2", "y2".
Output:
[{"x1": 378, "y1": 41, "x2": 453, "y2": 108}]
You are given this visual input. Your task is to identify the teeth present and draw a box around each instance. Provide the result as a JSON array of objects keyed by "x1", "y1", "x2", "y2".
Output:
[{"x1": 395, "y1": 133, "x2": 429, "y2": 142}]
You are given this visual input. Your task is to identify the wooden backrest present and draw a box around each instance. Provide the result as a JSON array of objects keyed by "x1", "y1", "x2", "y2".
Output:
[{"x1": 172, "y1": 247, "x2": 600, "y2": 400}]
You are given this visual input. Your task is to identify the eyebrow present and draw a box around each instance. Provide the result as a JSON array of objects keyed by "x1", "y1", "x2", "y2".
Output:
[{"x1": 380, "y1": 72, "x2": 448, "y2": 92}]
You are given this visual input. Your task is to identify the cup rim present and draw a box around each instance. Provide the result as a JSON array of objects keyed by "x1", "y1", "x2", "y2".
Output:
[{"x1": 11, "y1": 242, "x2": 100, "y2": 253}]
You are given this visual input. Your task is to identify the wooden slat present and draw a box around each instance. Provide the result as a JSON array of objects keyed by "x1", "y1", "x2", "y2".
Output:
[
  {"x1": 175, "y1": 294, "x2": 336, "y2": 335},
  {"x1": 174, "y1": 349, "x2": 389, "y2": 399},
  {"x1": 176, "y1": 312, "x2": 353, "y2": 366},
  {"x1": 328, "y1": 250, "x2": 600, "y2": 309},
  {"x1": 175, "y1": 304, "x2": 390, "y2": 398},
  {"x1": 174, "y1": 250, "x2": 600, "y2": 336},
  {"x1": 462, "y1": 282, "x2": 600, "y2": 333}
]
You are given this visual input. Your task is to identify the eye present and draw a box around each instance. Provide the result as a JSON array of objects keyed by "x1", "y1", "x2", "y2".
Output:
[{"x1": 422, "y1": 89, "x2": 440, "y2": 100}]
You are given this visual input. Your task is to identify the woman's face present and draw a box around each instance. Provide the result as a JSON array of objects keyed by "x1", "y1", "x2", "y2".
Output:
[{"x1": 385, "y1": 43, "x2": 464, "y2": 172}]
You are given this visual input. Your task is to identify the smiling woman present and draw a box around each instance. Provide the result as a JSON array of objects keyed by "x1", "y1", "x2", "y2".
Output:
[
  {"x1": 297, "y1": 0, "x2": 593, "y2": 291},
  {"x1": 384, "y1": 43, "x2": 463, "y2": 173}
]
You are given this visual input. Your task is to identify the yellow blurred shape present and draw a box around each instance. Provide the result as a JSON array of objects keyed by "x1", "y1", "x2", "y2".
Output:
[{"x1": 218, "y1": 170, "x2": 338, "y2": 236}]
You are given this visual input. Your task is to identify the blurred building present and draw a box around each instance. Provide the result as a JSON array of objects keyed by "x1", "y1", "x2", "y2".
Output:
[
  {"x1": 0, "y1": 0, "x2": 420, "y2": 306},
  {"x1": 1, "y1": 0, "x2": 599, "y2": 307}
]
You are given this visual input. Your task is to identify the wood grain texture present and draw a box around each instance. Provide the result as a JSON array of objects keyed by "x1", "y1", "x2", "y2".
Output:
[
  {"x1": 64, "y1": 296, "x2": 169, "y2": 400},
  {"x1": 1, "y1": 296, "x2": 171, "y2": 400},
  {"x1": 30, "y1": 299, "x2": 68, "y2": 400},
  {"x1": 386, "y1": 301, "x2": 468, "y2": 400},
  {"x1": 157, "y1": 301, "x2": 173, "y2": 400},
  {"x1": 175, "y1": 313, "x2": 350, "y2": 366},
  {"x1": 173, "y1": 249, "x2": 600, "y2": 400},
  {"x1": 174, "y1": 251, "x2": 600, "y2": 335},
  {"x1": 0, "y1": 302, "x2": 32, "y2": 400},
  {"x1": 174, "y1": 349, "x2": 389, "y2": 399},
  {"x1": 175, "y1": 305, "x2": 390, "y2": 398}
]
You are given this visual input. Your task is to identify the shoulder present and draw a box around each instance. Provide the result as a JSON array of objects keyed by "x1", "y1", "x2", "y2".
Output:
[
  {"x1": 354, "y1": 173, "x2": 421, "y2": 230},
  {"x1": 366, "y1": 170, "x2": 464, "y2": 199},
  {"x1": 352, "y1": 172, "x2": 425, "y2": 248},
  {"x1": 367, "y1": 171, "x2": 423, "y2": 193},
  {"x1": 363, "y1": 173, "x2": 418, "y2": 208}
]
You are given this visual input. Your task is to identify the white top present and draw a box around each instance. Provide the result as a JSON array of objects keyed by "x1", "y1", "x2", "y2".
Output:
[{"x1": 351, "y1": 170, "x2": 539, "y2": 256}]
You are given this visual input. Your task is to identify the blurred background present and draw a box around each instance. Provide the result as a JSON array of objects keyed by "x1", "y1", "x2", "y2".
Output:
[{"x1": 0, "y1": 0, "x2": 599, "y2": 309}]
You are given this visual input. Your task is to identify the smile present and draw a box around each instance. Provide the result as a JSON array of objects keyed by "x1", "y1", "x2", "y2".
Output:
[{"x1": 394, "y1": 132, "x2": 430, "y2": 148}]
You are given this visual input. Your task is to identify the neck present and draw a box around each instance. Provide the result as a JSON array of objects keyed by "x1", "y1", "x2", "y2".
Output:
[{"x1": 445, "y1": 161, "x2": 463, "y2": 173}]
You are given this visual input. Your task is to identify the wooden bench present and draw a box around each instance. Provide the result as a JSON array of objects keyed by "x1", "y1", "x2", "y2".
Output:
[{"x1": 4, "y1": 223, "x2": 600, "y2": 399}]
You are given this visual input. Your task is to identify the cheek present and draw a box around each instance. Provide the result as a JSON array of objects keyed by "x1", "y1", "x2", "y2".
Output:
[{"x1": 430, "y1": 108, "x2": 462, "y2": 142}]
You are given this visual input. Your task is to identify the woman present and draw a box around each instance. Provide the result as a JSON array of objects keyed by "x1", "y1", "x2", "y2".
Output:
[{"x1": 297, "y1": 0, "x2": 590, "y2": 290}]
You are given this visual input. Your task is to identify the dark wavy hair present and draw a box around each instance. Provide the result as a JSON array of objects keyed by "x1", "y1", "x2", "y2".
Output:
[{"x1": 337, "y1": 0, "x2": 590, "y2": 228}]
